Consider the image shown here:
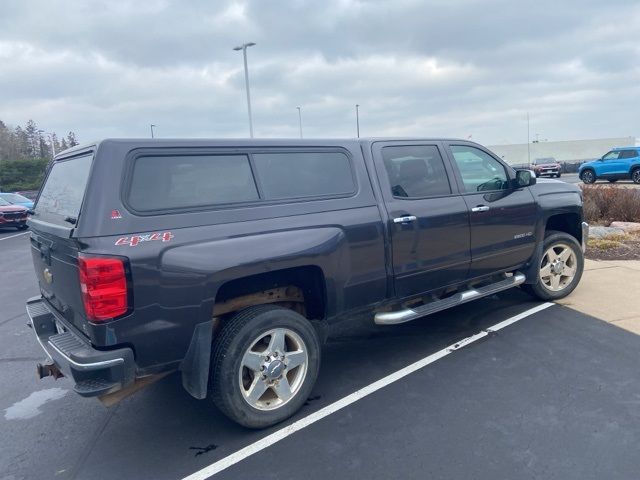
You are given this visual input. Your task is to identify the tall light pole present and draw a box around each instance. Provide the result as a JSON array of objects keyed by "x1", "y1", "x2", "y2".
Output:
[
  {"x1": 296, "y1": 106, "x2": 303, "y2": 138},
  {"x1": 47, "y1": 133, "x2": 56, "y2": 159},
  {"x1": 150, "y1": 124, "x2": 156, "y2": 138},
  {"x1": 355, "y1": 104, "x2": 360, "y2": 138},
  {"x1": 526, "y1": 112, "x2": 531, "y2": 165},
  {"x1": 233, "y1": 42, "x2": 256, "y2": 138}
]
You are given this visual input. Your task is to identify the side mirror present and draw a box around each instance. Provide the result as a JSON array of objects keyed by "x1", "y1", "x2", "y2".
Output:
[{"x1": 515, "y1": 169, "x2": 536, "y2": 188}]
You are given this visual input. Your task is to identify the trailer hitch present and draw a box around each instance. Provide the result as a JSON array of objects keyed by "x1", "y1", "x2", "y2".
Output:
[{"x1": 36, "y1": 361, "x2": 64, "y2": 380}]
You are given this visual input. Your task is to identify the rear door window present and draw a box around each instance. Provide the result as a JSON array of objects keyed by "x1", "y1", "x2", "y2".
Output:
[
  {"x1": 128, "y1": 154, "x2": 259, "y2": 212},
  {"x1": 381, "y1": 145, "x2": 451, "y2": 198},
  {"x1": 619, "y1": 150, "x2": 637, "y2": 159},
  {"x1": 252, "y1": 151, "x2": 355, "y2": 200},
  {"x1": 36, "y1": 154, "x2": 93, "y2": 225}
]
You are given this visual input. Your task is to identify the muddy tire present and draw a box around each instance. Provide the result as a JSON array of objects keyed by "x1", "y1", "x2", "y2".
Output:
[{"x1": 210, "y1": 305, "x2": 321, "y2": 429}]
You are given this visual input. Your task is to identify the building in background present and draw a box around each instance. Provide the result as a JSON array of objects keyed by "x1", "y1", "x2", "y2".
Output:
[{"x1": 487, "y1": 137, "x2": 637, "y2": 167}]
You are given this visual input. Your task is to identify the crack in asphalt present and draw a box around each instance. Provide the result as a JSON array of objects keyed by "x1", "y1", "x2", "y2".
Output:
[
  {"x1": 0, "y1": 312, "x2": 27, "y2": 327},
  {"x1": 0, "y1": 356, "x2": 42, "y2": 363},
  {"x1": 68, "y1": 404, "x2": 121, "y2": 480}
]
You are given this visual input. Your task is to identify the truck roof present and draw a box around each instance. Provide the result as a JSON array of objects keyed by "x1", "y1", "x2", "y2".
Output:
[{"x1": 54, "y1": 137, "x2": 472, "y2": 159}]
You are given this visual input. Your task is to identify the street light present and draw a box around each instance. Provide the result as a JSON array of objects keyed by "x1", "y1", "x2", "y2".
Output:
[
  {"x1": 355, "y1": 104, "x2": 360, "y2": 138},
  {"x1": 526, "y1": 112, "x2": 530, "y2": 165},
  {"x1": 296, "y1": 106, "x2": 303, "y2": 138},
  {"x1": 233, "y1": 42, "x2": 256, "y2": 138},
  {"x1": 150, "y1": 124, "x2": 157, "y2": 138},
  {"x1": 46, "y1": 133, "x2": 56, "y2": 159}
]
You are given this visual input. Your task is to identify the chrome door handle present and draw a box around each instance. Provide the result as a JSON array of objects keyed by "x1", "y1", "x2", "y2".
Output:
[
  {"x1": 393, "y1": 215, "x2": 417, "y2": 224},
  {"x1": 471, "y1": 206, "x2": 490, "y2": 212}
]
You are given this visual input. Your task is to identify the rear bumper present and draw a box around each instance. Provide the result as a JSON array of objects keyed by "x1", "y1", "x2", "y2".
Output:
[{"x1": 26, "y1": 296, "x2": 136, "y2": 397}]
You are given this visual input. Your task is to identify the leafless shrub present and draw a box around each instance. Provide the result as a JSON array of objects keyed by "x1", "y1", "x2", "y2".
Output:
[{"x1": 582, "y1": 186, "x2": 640, "y2": 224}]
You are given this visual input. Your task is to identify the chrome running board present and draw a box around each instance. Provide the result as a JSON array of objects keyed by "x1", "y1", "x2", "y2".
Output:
[{"x1": 374, "y1": 272, "x2": 527, "y2": 325}]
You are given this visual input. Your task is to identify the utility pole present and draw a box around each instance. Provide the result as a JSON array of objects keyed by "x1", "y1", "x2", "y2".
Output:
[
  {"x1": 233, "y1": 42, "x2": 256, "y2": 138},
  {"x1": 296, "y1": 106, "x2": 303, "y2": 138},
  {"x1": 355, "y1": 104, "x2": 360, "y2": 138},
  {"x1": 527, "y1": 112, "x2": 531, "y2": 165},
  {"x1": 47, "y1": 133, "x2": 56, "y2": 159},
  {"x1": 150, "y1": 124, "x2": 156, "y2": 138}
]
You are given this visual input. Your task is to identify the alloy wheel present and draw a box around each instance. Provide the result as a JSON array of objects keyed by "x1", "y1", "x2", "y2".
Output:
[
  {"x1": 539, "y1": 243, "x2": 578, "y2": 292},
  {"x1": 238, "y1": 328, "x2": 308, "y2": 411}
]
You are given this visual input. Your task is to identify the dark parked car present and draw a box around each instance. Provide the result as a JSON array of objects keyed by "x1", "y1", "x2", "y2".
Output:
[
  {"x1": 0, "y1": 197, "x2": 29, "y2": 230},
  {"x1": 530, "y1": 157, "x2": 561, "y2": 178},
  {"x1": 26, "y1": 138, "x2": 587, "y2": 428}
]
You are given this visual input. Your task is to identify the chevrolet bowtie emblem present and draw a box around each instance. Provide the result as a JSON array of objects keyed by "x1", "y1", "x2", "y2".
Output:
[{"x1": 43, "y1": 268, "x2": 53, "y2": 284}]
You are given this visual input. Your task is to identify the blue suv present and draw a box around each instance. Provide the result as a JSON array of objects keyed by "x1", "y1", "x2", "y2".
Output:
[{"x1": 579, "y1": 147, "x2": 640, "y2": 184}]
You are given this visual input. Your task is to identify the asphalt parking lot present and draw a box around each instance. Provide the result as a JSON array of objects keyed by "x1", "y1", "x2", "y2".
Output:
[{"x1": 2, "y1": 228, "x2": 640, "y2": 480}]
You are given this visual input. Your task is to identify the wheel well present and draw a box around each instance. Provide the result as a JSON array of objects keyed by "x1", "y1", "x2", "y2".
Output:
[
  {"x1": 214, "y1": 266, "x2": 327, "y2": 320},
  {"x1": 581, "y1": 168, "x2": 594, "y2": 175},
  {"x1": 545, "y1": 214, "x2": 581, "y2": 242},
  {"x1": 630, "y1": 165, "x2": 640, "y2": 173}
]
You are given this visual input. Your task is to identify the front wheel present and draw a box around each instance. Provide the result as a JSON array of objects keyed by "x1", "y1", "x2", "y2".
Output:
[
  {"x1": 522, "y1": 231, "x2": 584, "y2": 301},
  {"x1": 632, "y1": 168, "x2": 640, "y2": 184},
  {"x1": 580, "y1": 170, "x2": 596, "y2": 184},
  {"x1": 210, "y1": 305, "x2": 321, "y2": 428}
]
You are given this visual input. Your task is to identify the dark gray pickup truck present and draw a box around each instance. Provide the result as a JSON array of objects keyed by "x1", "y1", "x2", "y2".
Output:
[{"x1": 26, "y1": 138, "x2": 588, "y2": 428}]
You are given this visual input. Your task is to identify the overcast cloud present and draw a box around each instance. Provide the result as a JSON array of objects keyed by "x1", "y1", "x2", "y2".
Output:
[{"x1": 0, "y1": 0, "x2": 638, "y2": 144}]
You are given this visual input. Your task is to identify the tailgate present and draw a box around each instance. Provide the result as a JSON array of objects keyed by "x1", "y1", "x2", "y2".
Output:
[{"x1": 30, "y1": 231, "x2": 88, "y2": 334}]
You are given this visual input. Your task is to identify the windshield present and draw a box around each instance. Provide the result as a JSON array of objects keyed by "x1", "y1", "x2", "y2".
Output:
[
  {"x1": 0, "y1": 193, "x2": 30, "y2": 203},
  {"x1": 0, "y1": 197, "x2": 11, "y2": 206},
  {"x1": 35, "y1": 154, "x2": 93, "y2": 225}
]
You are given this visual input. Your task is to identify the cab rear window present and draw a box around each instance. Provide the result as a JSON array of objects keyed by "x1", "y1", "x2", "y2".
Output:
[{"x1": 36, "y1": 154, "x2": 93, "y2": 225}]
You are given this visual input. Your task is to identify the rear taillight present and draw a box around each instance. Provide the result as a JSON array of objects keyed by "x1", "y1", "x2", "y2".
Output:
[{"x1": 78, "y1": 255, "x2": 129, "y2": 322}]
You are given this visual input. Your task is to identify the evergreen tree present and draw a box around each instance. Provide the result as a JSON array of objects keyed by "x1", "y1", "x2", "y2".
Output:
[
  {"x1": 14, "y1": 126, "x2": 29, "y2": 159},
  {"x1": 25, "y1": 119, "x2": 40, "y2": 159},
  {"x1": 66, "y1": 131, "x2": 78, "y2": 147}
]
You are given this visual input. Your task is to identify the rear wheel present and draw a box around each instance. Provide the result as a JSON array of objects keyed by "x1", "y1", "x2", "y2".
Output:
[
  {"x1": 522, "y1": 231, "x2": 584, "y2": 301},
  {"x1": 210, "y1": 305, "x2": 321, "y2": 428},
  {"x1": 632, "y1": 168, "x2": 640, "y2": 184},
  {"x1": 580, "y1": 169, "x2": 596, "y2": 184}
]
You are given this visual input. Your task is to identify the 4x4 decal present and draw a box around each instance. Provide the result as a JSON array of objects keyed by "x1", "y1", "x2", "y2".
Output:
[{"x1": 115, "y1": 231, "x2": 174, "y2": 247}]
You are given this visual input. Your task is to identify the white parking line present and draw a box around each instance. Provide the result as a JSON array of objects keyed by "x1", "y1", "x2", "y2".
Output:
[
  {"x1": 0, "y1": 231, "x2": 29, "y2": 242},
  {"x1": 181, "y1": 302, "x2": 555, "y2": 480}
]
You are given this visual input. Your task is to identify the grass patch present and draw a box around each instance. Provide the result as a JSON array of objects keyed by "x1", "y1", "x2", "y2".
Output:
[
  {"x1": 588, "y1": 238, "x2": 623, "y2": 250},
  {"x1": 602, "y1": 233, "x2": 629, "y2": 242}
]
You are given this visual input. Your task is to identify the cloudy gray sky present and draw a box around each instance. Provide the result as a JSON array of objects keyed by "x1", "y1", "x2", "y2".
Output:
[{"x1": 1, "y1": 0, "x2": 638, "y2": 145}]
